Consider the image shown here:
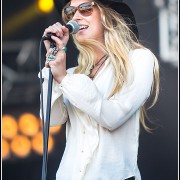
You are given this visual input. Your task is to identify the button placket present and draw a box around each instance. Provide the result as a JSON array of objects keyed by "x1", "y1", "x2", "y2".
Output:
[
  {"x1": 81, "y1": 128, "x2": 85, "y2": 154},
  {"x1": 79, "y1": 127, "x2": 86, "y2": 174}
]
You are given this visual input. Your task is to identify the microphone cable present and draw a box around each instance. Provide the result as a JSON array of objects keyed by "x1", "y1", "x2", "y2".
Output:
[{"x1": 39, "y1": 38, "x2": 54, "y2": 180}]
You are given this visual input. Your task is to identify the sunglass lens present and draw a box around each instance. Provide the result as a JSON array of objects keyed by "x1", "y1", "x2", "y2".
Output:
[
  {"x1": 79, "y1": 2, "x2": 93, "y2": 16},
  {"x1": 64, "y1": 2, "x2": 94, "y2": 20}
]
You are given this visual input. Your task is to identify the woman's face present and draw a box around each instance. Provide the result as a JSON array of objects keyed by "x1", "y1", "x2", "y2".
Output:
[{"x1": 69, "y1": 0, "x2": 105, "y2": 43}]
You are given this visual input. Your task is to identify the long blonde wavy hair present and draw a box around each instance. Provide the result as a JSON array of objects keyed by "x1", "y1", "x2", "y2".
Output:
[{"x1": 62, "y1": 0, "x2": 159, "y2": 132}]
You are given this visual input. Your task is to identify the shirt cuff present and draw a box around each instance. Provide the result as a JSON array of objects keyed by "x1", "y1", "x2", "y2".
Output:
[
  {"x1": 38, "y1": 67, "x2": 50, "y2": 80},
  {"x1": 59, "y1": 73, "x2": 71, "y2": 89}
]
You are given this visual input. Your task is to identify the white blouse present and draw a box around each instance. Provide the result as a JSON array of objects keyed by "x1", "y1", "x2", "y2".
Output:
[{"x1": 39, "y1": 49, "x2": 155, "y2": 180}]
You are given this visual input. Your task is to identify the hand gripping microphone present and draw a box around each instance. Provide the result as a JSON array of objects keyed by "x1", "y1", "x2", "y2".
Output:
[{"x1": 42, "y1": 20, "x2": 80, "y2": 41}]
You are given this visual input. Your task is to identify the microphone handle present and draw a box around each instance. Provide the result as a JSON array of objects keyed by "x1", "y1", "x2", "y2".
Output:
[
  {"x1": 43, "y1": 33, "x2": 56, "y2": 48},
  {"x1": 42, "y1": 32, "x2": 55, "y2": 41},
  {"x1": 50, "y1": 40, "x2": 56, "y2": 48}
]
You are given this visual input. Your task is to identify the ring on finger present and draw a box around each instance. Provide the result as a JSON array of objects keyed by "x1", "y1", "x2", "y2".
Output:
[
  {"x1": 62, "y1": 46, "x2": 67, "y2": 52},
  {"x1": 52, "y1": 47, "x2": 59, "y2": 55},
  {"x1": 47, "y1": 54, "x2": 56, "y2": 61}
]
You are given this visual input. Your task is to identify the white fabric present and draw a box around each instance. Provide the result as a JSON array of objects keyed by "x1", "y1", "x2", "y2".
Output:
[{"x1": 39, "y1": 49, "x2": 155, "y2": 180}]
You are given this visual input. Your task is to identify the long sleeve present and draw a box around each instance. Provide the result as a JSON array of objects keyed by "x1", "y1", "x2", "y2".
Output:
[
  {"x1": 59, "y1": 49, "x2": 155, "y2": 130},
  {"x1": 39, "y1": 67, "x2": 68, "y2": 126}
]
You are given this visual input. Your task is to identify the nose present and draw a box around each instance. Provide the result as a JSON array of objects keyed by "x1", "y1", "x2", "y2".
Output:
[{"x1": 72, "y1": 9, "x2": 82, "y2": 21}]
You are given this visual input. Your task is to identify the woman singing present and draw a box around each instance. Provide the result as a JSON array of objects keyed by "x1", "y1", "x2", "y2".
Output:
[{"x1": 40, "y1": 0, "x2": 159, "y2": 179}]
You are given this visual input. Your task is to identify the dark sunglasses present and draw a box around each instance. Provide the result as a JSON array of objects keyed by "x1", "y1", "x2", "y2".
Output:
[{"x1": 63, "y1": 1, "x2": 96, "y2": 21}]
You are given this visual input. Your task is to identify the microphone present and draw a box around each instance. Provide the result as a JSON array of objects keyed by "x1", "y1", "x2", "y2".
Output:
[
  {"x1": 42, "y1": 20, "x2": 80, "y2": 41},
  {"x1": 66, "y1": 20, "x2": 80, "y2": 34}
]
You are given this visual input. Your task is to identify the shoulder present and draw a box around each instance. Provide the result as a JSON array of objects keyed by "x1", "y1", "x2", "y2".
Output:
[
  {"x1": 129, "y1": 48, "x2": 155, "y2": 61},
  {"x1": 128, "y1": 48, "x2": 156, "y2": 67},
  {"x1": 66, "y1": 67, "x2": 77, "y2": 74}
]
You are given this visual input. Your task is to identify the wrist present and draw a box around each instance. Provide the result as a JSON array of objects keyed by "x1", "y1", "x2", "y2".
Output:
[{"x1": 56, "y1": 72, "x2": 67, "y2": 84}]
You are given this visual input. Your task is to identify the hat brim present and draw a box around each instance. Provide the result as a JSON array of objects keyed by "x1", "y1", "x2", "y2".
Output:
[
  {"x1": 53, "y1": 0, "x2": 139, "y2": 39},
  {"x1": 106, "y1": 2, "x2": 139, "y2": 39}
]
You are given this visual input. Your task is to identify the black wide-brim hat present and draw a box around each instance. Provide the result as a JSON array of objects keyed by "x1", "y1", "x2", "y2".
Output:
[{"x1": 53, "y1": 0, "x2": 139, "y2": 39}]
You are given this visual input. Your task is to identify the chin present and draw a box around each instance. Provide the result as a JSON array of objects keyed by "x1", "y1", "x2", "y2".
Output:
[{"x1": 76, "y1": 34, "x2": 91, "y2": 42}]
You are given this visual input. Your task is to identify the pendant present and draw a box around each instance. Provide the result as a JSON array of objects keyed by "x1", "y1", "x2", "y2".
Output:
[
  {"x1": 85, "y1": 69, "x2": 91, "y2": 76},
  {"x1": 85, "y1": 65, "x2": 94, "y2": 76}
]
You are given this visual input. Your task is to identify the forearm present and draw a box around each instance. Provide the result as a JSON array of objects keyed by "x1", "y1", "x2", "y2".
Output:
[{"x1": 58, "y1": 49, "x2": 154, "y2": 130}]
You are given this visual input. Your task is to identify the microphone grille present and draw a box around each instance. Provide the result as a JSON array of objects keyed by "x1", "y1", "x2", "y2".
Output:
[{"x1": 66, "y1": 20, "x2": 80, "y2": 34}]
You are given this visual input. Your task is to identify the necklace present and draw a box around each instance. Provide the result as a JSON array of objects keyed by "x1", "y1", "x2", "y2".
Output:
[
  {"x1": 89, "y1": 54, "x2": 108, "y2": 80},
  {"x1": 92, "y1": 54, "x2": 107, "y2": 68}
]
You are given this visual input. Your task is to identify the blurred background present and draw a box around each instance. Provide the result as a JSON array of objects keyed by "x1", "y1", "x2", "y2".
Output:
[{"x1": 2, "y1": 0, "x2": 178, "y2": 179}]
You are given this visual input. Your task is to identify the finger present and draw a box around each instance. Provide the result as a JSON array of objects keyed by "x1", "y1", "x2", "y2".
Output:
[
  {"x1": 51, "y1": 36, "x2": 65, "y2": 49},
  {"x1": 46, "y1": 49, "x2": 52, "y2": 56},
  {"x1": 43, "y1": 26, "x2": 56, "y2": 37},
  {"x1": 47, "y1": 54, "x2": 56, "y2": 59},
  {"x1": 45, "y1": 53, "x2": 56, "y2": 68},
  {"x1": 54, "y1": 23, "x2": 69, "y2": 37},
  {"x1": 47, "y1": 47, "x2": 59, "y2": 56},
  {"x1": 46, "y1": 48, "x2": 55, "y2": 55},
  {"x1": 52, "y1": 23, "x2": 64, "y2": 38},
  {"x1": 62, "y1": 26, "x2": 69, "y2": 36}
]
